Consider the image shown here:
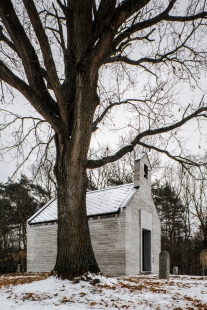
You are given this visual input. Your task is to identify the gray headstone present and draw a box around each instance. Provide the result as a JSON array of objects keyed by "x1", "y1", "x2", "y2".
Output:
[
  {"x1": 173, "y1": 266, "x2": 178, "y2": 275},
  {"x1": 17, "y1": 264, "x2": 21, "y2": 273},
  {"x1": 159, "y1": 251, "x2": 170, "y2": 279}
]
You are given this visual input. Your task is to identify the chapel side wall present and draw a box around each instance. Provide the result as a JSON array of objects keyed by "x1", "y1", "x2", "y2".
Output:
[
  {"x1": 89, "y1": 213, "x2": 126, "y2": 276},
  {"x1": 126, "y1": 155, "x2": 161, "y2": 275},
  {"x1": 27, "y1": 223, "x2": 57, "y2": 272},
  {"x1": 27, "y1": 216, "x2": 126, "y2": 275}
]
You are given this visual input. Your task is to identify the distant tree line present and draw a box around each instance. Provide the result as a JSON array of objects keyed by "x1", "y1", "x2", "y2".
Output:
[
  {"x1": 0, "y1": 175, "x2": 50, "y2": 273},
  {"x1": 1, "y1": 155, "x2": 206, "y2": 275},
  {"x1": 152, "y1": 182, "x2": 206, "y2": 275}
]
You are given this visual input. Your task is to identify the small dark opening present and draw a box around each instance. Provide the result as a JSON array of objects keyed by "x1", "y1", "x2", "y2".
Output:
[
  {"x1": 144, "y1": 164, "x2": 148, "y2": 179},
  {"x1": 142, "y1": 229, "x2": 151, "y2": 271}
]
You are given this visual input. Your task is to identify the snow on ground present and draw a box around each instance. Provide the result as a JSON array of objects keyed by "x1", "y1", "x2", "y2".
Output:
[{"x1": 0, "y1": 273, "x2": 207, "y2": 309}]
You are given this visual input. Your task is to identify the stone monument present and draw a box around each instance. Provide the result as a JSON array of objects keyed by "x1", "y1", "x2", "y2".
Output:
[
  {"x1": 159, "y1": 251, "x2": 170, "y2": 279},
  {"x1": 173, "y1": 266, "x2": 178, "y2": 275}
]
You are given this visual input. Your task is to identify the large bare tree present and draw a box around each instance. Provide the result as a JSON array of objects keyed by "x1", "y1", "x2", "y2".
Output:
[{"x1": 0, "y1": 0, "x2": 207, "y2": 279}]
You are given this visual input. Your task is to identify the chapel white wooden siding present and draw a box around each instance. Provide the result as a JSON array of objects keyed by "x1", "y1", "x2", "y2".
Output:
[{"x1": 27, "y1": 153, "x2": 160, "y2": 275}]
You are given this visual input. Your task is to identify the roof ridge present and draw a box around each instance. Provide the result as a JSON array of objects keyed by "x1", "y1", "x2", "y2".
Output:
[{"x1": 87, "y1": 183, "x2": 134, "y2": 194}]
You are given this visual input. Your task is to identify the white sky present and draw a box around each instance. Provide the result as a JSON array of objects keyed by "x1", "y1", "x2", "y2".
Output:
[
  {"x1": 0, "y1": 76, "x2": 206, "y2": 183},
  {"x1": 0, "y1": 0, "x2": 207, "y2": 183}
]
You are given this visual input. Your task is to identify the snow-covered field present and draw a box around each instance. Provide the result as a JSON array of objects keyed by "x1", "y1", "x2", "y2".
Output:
[{"x1": 0, "y1": 273, "x2": 207, "y2": 309}]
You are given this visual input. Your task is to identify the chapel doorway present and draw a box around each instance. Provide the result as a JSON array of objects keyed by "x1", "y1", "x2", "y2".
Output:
[{"x1": 142, "y1": 229, "x2": 151, "y2": 272}]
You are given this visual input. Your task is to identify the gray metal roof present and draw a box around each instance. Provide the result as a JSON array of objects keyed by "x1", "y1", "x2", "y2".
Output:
[{"x1": 28, "y1": 183, "x2": 137, "y2": 224}]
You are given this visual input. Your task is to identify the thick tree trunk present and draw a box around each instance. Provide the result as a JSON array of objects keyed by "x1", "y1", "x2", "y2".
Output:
[{"x1": 54, "y1": 73, "x2": 100, "y2": 279}]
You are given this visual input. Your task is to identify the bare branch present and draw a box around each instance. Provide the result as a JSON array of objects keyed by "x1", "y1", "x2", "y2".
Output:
[
  {"x1": 115, "y1": 28, "x2": 156, "y2": 55},
  {"x1": 107, "y1": 24, "x2": 198, "y2": 66},
  {"x1": 92, "y1": 99, "x2": 130, "y2": 131},
  {"x1": 111, "y1": 0, "x2": 178, "y2": 52},
  {"x1": 166, "y1": 12, "x2": 207, "y2": 22},
  {"x1": 22, "y1": 0, "x2": 68, "y2": 127},
  {"x1": 88, "y1": 105, "x2": 207, "y2": 168},
  {"x1": 56, "y1": 0, "x2": 68, "y2": 16},
  {"x1": 0, "y1": 60, "x2": 60, "y2": 132},
  {"x1": 91, "y1": 0, "x2": 152, "y2": 70},
  {"x1": 0, "y1": 0, "x2": 51, "y2": 100},
  {"x1": 0, "y1": 25, "x2": 18, "y2": 55},
  {"x1": 137, "y1": 141, "x2": 202, "y2": 167},
  {"x1": 53, "y1": 4, "x2": 66, "y2": 53}
]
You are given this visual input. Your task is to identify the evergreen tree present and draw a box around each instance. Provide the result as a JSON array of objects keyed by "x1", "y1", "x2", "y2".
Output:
[
  {"x1": 0, "y1": 175, "x2": 50, "y2": 273},
  {"x1": 152, "y1": 182, "x2": 189, "y2": 273}
]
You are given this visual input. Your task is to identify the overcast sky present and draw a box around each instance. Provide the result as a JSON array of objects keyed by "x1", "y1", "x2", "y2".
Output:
[
  {"x1": 0, "y1": 80, "x2": 206, "y2": 184},
  {"x1": 0, "y1": 1, "x2": 207, "y2": 184}
]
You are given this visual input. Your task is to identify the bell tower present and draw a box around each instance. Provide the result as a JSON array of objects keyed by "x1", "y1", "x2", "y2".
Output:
[{"x1": 134, "y1": 153, "x2": 151, "y2": 189}]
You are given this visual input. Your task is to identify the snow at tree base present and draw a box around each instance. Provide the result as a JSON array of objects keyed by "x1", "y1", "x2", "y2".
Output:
[{"x1": 0, "y1": 273, "x2": 207, "y2": 309}]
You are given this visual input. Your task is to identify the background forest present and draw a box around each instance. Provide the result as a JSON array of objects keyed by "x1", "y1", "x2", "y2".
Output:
[
  {"x1": 0, "y1": 152, "x2": 207, "y2": 275},
  {"x1": 0, "y1": 175, "x2": 50, "y2": 273}
]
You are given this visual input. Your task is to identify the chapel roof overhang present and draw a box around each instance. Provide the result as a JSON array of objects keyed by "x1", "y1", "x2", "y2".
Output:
[{"x1": 28, "y1": 183, "x2": 138, "y2": 225}]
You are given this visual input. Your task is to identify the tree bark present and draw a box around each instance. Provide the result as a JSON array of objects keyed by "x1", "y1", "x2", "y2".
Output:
[{"x1": 54, "y1": 72, "x2": 100, "y2": 279}]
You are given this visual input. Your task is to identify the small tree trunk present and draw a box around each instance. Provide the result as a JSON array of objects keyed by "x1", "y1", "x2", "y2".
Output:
[{"x1": 54, "y1": 73, "x2": 100, "y2": 279}]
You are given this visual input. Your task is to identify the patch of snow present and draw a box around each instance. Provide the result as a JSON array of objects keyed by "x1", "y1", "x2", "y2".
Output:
[{"x1": 0, "y1": 273, "x2": 207, "y2": 309}]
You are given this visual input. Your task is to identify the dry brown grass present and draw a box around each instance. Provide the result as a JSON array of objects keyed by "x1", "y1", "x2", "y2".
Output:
[{"x1": 0, "y1": 273, "x2": 49, "y2": 288}]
